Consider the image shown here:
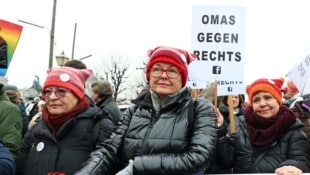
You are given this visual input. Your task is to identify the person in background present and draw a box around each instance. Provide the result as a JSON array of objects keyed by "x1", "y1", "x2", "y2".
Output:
[
  {"x1": 0, "y1": 82, "x2": 23, "y2": 160},
  {"x1": 24, "y1": 97, "x2": 33, "y2": 111},
  {"x1": 282, "y1": 79, "x2": 310, "y2": 139},
  {"x1": 3, "y1": 85, "x2": 19, "y2": 105},
  {"x1": 91, "y1": 80, "x2": 122, "y2": 125},
  {"x1": 27, "y1": 99, "x2": 45, "y2": 129},
  {"x1": 63, "y1": 59, "x2": 87, "y2": 69},
  {"x1": 3, "y1": 84, "x2": 29, "y2": 137},
  {"x1": 199, "y1": 81, "x2": 221, "y2": 106},
  {"x1": 75, "y1": 46, "x2": 218, "y2": 175},
  {"x1": 16, "y1": 67, "x2": 115, "y2": 175},
  {"x1": 218, "y1": 94, "x2": 245, "y2": 129},
  {"x1": 26, "y1": 96, "x2": 40, "y2": 121},
  {"x1": 0, "y1": 139, "x2": 16, "y2": 175},
  {"x1": 215, "y1": 77, "x2": 310, "y2": 174},
  {"x1": 282, "y1": 80, "x2": 303, "y2": 109},
  {"x1": 208, "y1": 94, "x2": 245, "y2": 174}
]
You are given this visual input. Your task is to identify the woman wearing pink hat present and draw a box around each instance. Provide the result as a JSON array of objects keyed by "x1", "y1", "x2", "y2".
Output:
[
  {"x1": 282, "y1": 80, "x2": 303, "y2": 109},
  {"x1": 215, "y1": 78, "x2": 310, "y2": 175},
  {"x1": 16, "y1": 67, "x2": 115, "y2": 175},
  {"x1": 76, "y1": 46, "x2": 218, "y2": 175}
]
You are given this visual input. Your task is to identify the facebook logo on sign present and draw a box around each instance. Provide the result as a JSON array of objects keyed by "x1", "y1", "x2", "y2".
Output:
[{"x1": 212, "y1": 66, "x2": 221, "y2": 74}]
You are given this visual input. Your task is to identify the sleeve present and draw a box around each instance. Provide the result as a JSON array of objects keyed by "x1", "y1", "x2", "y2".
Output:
[
  {"x1": 96, "y1": 116, "x2": 115, "y2": 143},
  {"x1": 15, "y1": 126, "x2": 35, "y2": 175},
  {"x1": 279, "y1": 129, "x2": 310, "y2": 171},
  {"x1": 214, "y1": 133, "x2": 236, "y2": 169},
  {"x1": 132, "y1": 99, "x2": 218, "y2": 175},
  {"x1": 0, "y1": 104, "x2": 23, "y2": 159},
  {"x1": 213, "y1": 116, "x2": 243, "y2": 169},
  {"x1": 74, "y1": 105, "x2": 135, "y2": 175}
]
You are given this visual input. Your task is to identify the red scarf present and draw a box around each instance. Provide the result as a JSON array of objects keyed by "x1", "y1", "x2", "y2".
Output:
[
  {"x1": 244, "y1": 105, "x2": 297, "y2": 146},
  {"x1": 42, "y1": 96, "x2": 90, "y2": 136}
]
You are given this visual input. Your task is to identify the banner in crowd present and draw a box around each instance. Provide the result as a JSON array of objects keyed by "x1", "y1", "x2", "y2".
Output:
[
  {"x1": 0, "y1": 19, "x2": 23, "y2": 76},
  {"x1": 287, "y1": 53, "x2": 310, "y2": 96}
]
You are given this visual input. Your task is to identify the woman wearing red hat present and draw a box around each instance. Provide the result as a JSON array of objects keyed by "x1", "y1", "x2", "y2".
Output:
[
  {"x1": 283, "y1": 80, "x2": 303, "y2": 109},
  {"x1": 215, "y1": 78, "x2": 310, "y2": 175},
  {"x1": 16, "y1": 67, "x2": 115, "y2": 175},
  {"x1": 75, "y1": 46, "x2": 218, "y2": 175}
]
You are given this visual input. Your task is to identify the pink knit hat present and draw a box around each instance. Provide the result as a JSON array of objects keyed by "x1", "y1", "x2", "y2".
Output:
[
  {"x1": 146, "y1": 46, "x2": 196, "y2": 87},
  {"x1": 246, "y1": 77, "x2": 284, "y2": 105},
  {"x1": 43, "y1": 67, "x2": 92, "y2": 99}
]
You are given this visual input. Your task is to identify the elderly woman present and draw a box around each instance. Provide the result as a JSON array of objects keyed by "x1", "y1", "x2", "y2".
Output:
[
  {"x1": 75, "y1": 46, "x2": 218, "y2": 175},
  {"x1": 16, "y1": 67, "x2": 115, "y2": 175},
  {"x1": 215, "y1": 78, "x2": 310, "y2": 175}
]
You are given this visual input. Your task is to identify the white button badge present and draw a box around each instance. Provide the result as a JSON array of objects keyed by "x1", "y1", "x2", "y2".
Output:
[{"x1": 36, "y1": 142, "x2": 45, "y2": 152}]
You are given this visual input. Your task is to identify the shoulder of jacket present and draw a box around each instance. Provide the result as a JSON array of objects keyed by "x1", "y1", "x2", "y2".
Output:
[{"x1": 77, "y1": 106, "x2": 105, "y2": 120}]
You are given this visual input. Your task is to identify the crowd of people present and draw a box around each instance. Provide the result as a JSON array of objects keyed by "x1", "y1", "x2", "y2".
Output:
[{"x1": 0, "y1": 46, "x2": 309, "y2": 175}]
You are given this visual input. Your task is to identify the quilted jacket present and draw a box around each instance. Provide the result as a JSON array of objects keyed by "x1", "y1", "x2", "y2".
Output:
[{"x1": 75, "y1": 87, "x2": 218, "y2": 175}]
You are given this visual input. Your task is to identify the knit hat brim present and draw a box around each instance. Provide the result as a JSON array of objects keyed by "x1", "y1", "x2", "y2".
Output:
[
  {"x1": 247, "y1": 78, "x2": 284, "y2": 105},
  {"x1": 146, "y1": 56, "x2": 187, "y2": 87},
  {"x1": 145, "y1": 46, "x2": 196, "y2": 87}
]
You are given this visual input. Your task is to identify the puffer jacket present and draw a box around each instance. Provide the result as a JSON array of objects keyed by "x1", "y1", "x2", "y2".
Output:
[
  {"x1": 16, "y1": 105, "x2": 115, "y2": 175},
  {"x1": 96, "y1": 95, "x2": 122, "y2": 125},
  {"x1": 75, "y1": 87, "x2": 218, "y2": 175},
  {"x1": 216, "y1": 115, "x2": 310, "y2": 173}
]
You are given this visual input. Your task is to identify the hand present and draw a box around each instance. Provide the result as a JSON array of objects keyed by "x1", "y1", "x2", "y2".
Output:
[
  {"x1": 116, "y1": 159, "x2": 133, "y2": 175},
  {"x1": 214, "y1": 107, "x2": 224, "y2": 128},
  {"x1": 275, "y1": 165, "x2": 302, "y2": 175}
]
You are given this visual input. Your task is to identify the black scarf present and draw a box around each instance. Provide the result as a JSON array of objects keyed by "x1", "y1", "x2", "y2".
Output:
[{"x1": 243, "y1": 105, "x2": 297, "y2": 146}]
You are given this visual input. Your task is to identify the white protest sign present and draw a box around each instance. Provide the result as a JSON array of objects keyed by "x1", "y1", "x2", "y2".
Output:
[
  {"x1": 287, "y1": 54, "x2": 310, "y2": 95},
  {"x1": 188, "y1": 5, "x2": 246, "y2": 96}
]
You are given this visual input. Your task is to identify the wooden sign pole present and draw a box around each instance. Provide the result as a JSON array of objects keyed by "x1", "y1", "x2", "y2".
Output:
[{"x1": 228, "y1": 95, "x2": 236, "y2": 134}]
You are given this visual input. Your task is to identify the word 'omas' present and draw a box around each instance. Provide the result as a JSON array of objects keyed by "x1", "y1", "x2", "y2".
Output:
[
  {"x1": 201, "y1": 14, "x2": 236, "y2": 25},
  {"x1": 198, "y1": 14, "x2": 238, "y2": 43}
]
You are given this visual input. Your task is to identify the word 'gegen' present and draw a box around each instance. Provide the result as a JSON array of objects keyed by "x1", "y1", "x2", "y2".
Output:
[{"x1": 197, "y1": 32, "x2": 238, "y2": 43}]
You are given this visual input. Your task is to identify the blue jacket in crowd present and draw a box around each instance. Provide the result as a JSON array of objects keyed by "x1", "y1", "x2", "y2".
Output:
[{"x1": 0, "y1": 140, "x2": 16, "y2": 175}]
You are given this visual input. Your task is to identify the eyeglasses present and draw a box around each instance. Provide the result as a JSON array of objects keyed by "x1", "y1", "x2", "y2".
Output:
[
  {"x1": 150, "y1": 67, "x2": 180, "y2": 78},
  {"x1": 42, "y1": 88, "x2": 71, "y2": 98}
]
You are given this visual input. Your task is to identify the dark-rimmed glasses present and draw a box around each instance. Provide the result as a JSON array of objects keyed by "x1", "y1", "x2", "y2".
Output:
[
  {"x1": 150, "y1": 67, "x2": 180, "y2": 78},
  {"x1": 42, "y1": 88, "x2": 71, "y2": 98}
]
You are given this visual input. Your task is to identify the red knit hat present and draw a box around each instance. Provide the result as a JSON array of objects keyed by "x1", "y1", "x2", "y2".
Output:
[
  {"x1": 43, "y1": 67, "x2": 92, "y2": 100},
  {"x1": 246, "y1": 77, "x2": 284, "y2": 105},
  {"x1": 287, "y1": 80, "x2": 299, "y2": 93},
  {"x1": 146, "y1": 46, "x2": 196, "y2": 87}
]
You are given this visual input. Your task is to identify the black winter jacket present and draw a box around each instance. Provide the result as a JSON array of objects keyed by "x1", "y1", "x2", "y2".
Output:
[
  {"x1": 75, "y1": 88, "x2": 218, "y2": 175},
  {"x1": 216, "y1": 115, "x2": 310, "y2": 173},
  {"x1": 16, "y1": 105, "x2": 115, "y2": 175},
  {"x1": 96, "y1": 95, "x2": 122, "y2": 125}
]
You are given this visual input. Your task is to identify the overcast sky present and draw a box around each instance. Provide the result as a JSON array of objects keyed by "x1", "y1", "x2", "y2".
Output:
[{"x1": 1, "y1": 0, "x2": 310, "y2": 89}]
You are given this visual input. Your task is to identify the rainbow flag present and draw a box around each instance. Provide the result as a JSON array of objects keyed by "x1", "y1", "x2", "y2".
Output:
[{"x1": 0, "y1": 19, "x2": 23, "y2": 76}]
